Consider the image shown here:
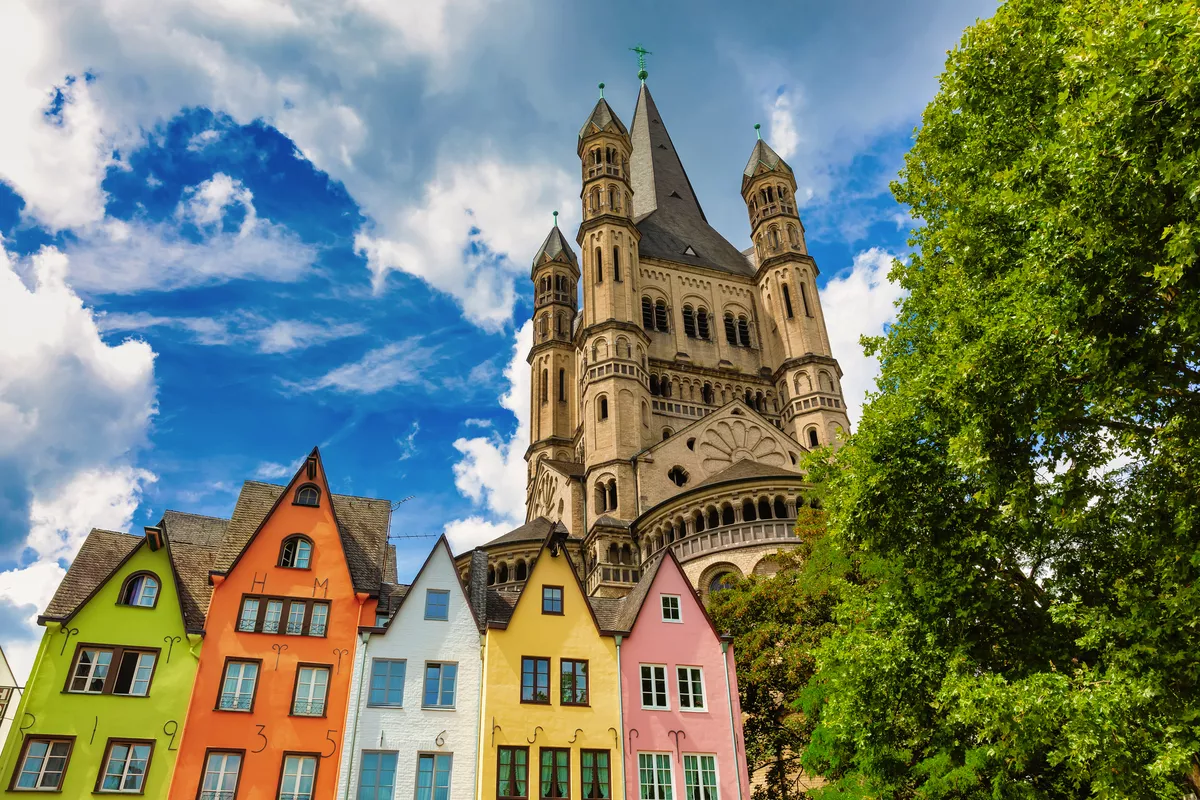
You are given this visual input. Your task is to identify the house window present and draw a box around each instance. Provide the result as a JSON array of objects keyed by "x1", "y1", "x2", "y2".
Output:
[
  {"x1": 497, "y1": 747, "x2": 529, "y2": 800},
  {"x1": 368, "y1": 659, "x2": 406, "y2": 707},
  {"x1": 239, "y1": 596, "x2": 328, "y2": 636},
  {"x1": 677, "y1": 667, "x2": 706, "y2": 711},
  {"x1": 0, "y1": 687, "x2": 10, "y2": 723},
  {"x1": 422, "y1": 662, "x2": 457, "y2": 709},
  {"x1": 264, "y1": 600, "x2": 283, "y2": 634},
  {"x1": 561, "y1": 659, "x2": 589, "y2": 705},
  {"x1": 98, "y1": 739, "x2": 153, "y2": 793},
  {"x1": 682, "y1": 755, "x2": 718, "y2": 800},
  {"x1": 279, "y1": 754, "x2": 317, "y2": 800},
  {"x1": 417, "y1": 753, "x2": 453, "y2": 800},
  {"x1": 286, "y1": 602, "x2": 307, "y2": 635},
  {"x1": 13, "y1": 737, "x2": 73, "y2": 791},
  {"x1": 358, "y1": 752, "x2": 397, "y2": 799},
  {"x1": 279, "y1": 536, "x2": 312, "y2": 569},
  {"x1": 542, "y1": 586, "x2": 563, "y2": 615},
  {"x1": 521, "y1": 657, "x2": 551, "y2": 703},
  {"x1": 67, "y1": 647, "x2": 157, "y2": 696},
  {"x1": 117, "y1": 573, "x2": 159, "y2": 607},
  {"x1": 598, "y1": 397, "x2": 608, "y2": 421},
  {"x1": 640, "y1": 665, "x2": 668, "y2": 709},
  {"x1": 238, "y1": 598, "x2": 260, "y2": 632},
  {"x1": 661, "y1": 595, "x2": 681, "y2": 622},
  {"x1": 539, "y1": 748, "x2": 570, "y2": 800},
  {"x1": 294, "y1": 484, "x2": 320, "y2": 507},
  {"x1": 200, "y1": 750, "x2": 242, "y2": 800},
  {"x1": 581, "y1": 750, "x2": 611, "y2": 800},
  {"x1": 291, "y1": 665, "x2": 330, "y2": 717},
  {"x1": 637, "y1": 753, "x2": 673, "y2": 800},
  {"x1": 424, "y1": 589, "x2": 450, "y2": 621},
  {"x1": 218, "y1": 659, "x2": 259, "y2": 711}
]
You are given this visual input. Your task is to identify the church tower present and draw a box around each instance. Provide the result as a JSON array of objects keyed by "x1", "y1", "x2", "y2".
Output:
[
  {"x1": 527, "y1": 220, "x2": 579, "y2": 474},
  {"x1": 742, "y1": 129, "x2": 851, "y2": 447}
]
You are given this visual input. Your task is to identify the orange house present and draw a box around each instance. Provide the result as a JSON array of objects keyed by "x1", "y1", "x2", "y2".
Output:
[{"x1": 168, "y1": 449, "x2": 394, "y2": 800}]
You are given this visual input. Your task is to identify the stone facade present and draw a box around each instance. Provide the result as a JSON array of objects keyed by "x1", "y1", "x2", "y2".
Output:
[{"x1": 458, "y1": 79, "x2": 849, "y2": 601}]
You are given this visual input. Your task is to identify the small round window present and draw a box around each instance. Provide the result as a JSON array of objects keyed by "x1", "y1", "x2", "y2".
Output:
[{"x1": 668, "y1": 466, "x2": 689, "y2": 487}]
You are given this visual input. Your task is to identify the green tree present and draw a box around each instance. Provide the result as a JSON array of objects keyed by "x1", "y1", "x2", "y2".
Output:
[{"x1": 805, "y1": 0, "x2": 1200, "y2": 798}]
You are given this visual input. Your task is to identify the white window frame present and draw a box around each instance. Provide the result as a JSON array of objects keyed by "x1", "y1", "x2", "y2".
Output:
[
  {"x1": 637, "y1": 752, "x2": 675, "y2": 800},
  {"x1": 422, "y1": 661, "x2": 458, "y2": 710},
  {"x1": 115, "y1": 652, "x2": 156, "y2": 697},
  {"x1": 681, "y1": 754, "x2": 719, "y2": 800},
  {"x1": 69, "y1": 647, "x2": 113, "y2": 694},
  {"x1": 660, "y1": 594, "x2": 682, "y2": 622},
  {"x1": 677, "y1": 666, "x2": 706, "y2": 712},
  {"x1": 285, "y1": 602, "x2": 306, "y2": 636},
  {"x1": 98, "y1": 739, "x2": 152, "y2": 793},
  {"x1": 200, "y1": 751, "x2": 241, "y2": 799},
  {"x1": 279, "y1": 754, "x2": 317, "y2": 800},
  {"x1": 218, "y1": 660, "x2": 258, "y2": 711},
  {"x1": 292, "y1": 666, "x2": 330, "y2": 717},
  {"x1": 237, "y1": 597, "x2": 260, "y2": 632},
  {"x1": 308, "y1": 602, "x2": 329, "y2": 637},
  {"x1": 424, "y1": 589, "x2": 450, "y2": 621},
  {"x1": 640, "y1": 664, "x2": 669, "y2": 710},
  {"x1": 128, "y1": 575, "x2": 158, "y2": 607},
  {"x1": 263, "y1": 599, "x2": 283, "y2": 634}
]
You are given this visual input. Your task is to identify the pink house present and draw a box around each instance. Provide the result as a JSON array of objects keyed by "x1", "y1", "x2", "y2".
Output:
[{"x1": 618, "y1": 551, "x2": 750, "y2": 800}]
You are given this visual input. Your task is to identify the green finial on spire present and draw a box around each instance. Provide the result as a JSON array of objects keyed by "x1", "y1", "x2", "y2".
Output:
[
  {"x1": 754, "y1": 122, "x2": 762, "y2": 140},
  {"x1": 553, "y1": 210, "x2": 559, "y2": 227},
  {"x1": 598, "y1": 82, "x2": 605, "y2": 99},
  {"x1": 630, "y1": 44, "x2": 653, "y2": 82}
]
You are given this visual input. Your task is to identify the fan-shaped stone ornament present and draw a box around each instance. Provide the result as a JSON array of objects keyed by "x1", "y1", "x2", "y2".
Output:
[
  {"x1": 697, "y1": 418, "x2": 786, "y2": 474},
  {"x1": 536, "y1": 473, "x2": 556, "y2": 515}
]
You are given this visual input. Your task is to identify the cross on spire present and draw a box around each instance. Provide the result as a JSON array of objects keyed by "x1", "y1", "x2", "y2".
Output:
[{"x1": 629, "y1": 44, "x2": 653, "y2": 82}]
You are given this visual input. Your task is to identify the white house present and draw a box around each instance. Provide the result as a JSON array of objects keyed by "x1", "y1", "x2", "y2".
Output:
[
  {"x1": 0, "y1": 646, "x2": 17, "y2": 749},
  {"x1": 336, "y1": 536, "x2": 483, "y2": 800}
]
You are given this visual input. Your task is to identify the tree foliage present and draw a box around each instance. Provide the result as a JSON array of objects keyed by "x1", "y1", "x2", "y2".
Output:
[{"x1": 797, "y1": 0, "x2": 1200, "y2": 797}]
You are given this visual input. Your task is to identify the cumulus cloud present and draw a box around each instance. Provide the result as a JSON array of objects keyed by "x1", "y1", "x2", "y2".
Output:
[
  {"x1": 768, "y1": 88, "x2": 802, "y2": 162},
  {"x1": 443, "y1": 320, "x2": 531, "y2": 549},
  {"x1": 297, "y1": 337, "x2": 442, "y2": 394},
  {"x1": 821, "y1": 247, "x2": 907, "y2": 424}
]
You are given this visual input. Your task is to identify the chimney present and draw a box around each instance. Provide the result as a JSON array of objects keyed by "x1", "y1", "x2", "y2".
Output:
[{"x1": 469, "y1": 549, "x2": 489, "y2": 631}]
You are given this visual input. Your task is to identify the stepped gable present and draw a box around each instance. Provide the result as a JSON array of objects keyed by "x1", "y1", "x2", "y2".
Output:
[
  {"x1": 629, "y1": 82, "x2": 755, "y2": 276},
  {"x1": 215, "y1": 479, "x2": 392, "y2": 594}
]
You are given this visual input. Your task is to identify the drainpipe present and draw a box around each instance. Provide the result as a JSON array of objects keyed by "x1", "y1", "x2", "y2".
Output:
[
  {"x1": 342, "y1": 630, "x2": 371, "y2": 800},
  {"x1": 615, "y1": 634, "x2": 628, "y2": 800},
  {"x1": 720, "y1": 637, "x2": 745, "y2": 800}
]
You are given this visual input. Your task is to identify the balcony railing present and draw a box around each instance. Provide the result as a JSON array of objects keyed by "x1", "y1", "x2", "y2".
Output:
[
  {"x1": 200, "y1": 792, "x2": 235, "y2": 800},
  {"x1": 646, "y1": 520, "x2": 797, "y2": 566},
  {"x1": 286, "y1": 621, "x2": 304, "y2": 635},
  {"x1": 585, "y1": 564, "x2": 640, "y2": 593},
  {"x1": 292, "y1": 699, "x2": 325, "y2": 716},
  {"x1": 218, "y1": 693, "x2": 252, "y2": 711}
]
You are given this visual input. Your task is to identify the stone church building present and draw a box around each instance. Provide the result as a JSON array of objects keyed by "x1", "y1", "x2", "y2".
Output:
[{"x1": 457, "y1": 78, "x2": 850, "y2": 601}]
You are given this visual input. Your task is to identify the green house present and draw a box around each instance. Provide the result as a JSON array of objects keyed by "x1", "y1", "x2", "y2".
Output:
[{"x1": 0, "y1": 513, "x2": 224, "y2": 796}]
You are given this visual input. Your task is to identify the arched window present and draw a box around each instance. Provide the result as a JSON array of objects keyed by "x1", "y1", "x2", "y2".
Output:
[
  {"x1": 768, "y1": 227, "x2": 779, "y2": 249},
  {"x1": 590, "y1": 187, "x2": 600, "y2": 212},
  {"x1": 612, "y1": 247, "x2": 621, "y2": 282},
  {"x1": 742, "y1": 500, "x2": 757, "y2": 522},
  {"x1": 118, "y1": 573, "x2": 159, "y2": 608},
  {"x1": 808, "y1": 428, "x2": 819, "y2": 447},
  {"x1": 596, "y1": 483, "x2": 608, "y2": 512},
  {"x1": 599, "y1": 397, "x2": 609, "y2": 420},
  {"x1": 745, "y1": 390, "x2": 754, "y2": 406},
  {"x1": 721, "y1": 504, "x2": 735, "y2": 525},
  {"x1": 558, "y1": 369, "x2": 566, "y2": 402},
  {"x1": 724, "y1": 313, "x2": 737, "y2": 345},
  {"x1": 654, "y1": 301, "x2": 669, "y2": 332},
  {"x1": 621, "y1": 544, "x2": 632, "y2": 565},
  {"x1": 649, "y1": 375, "x2": 660, "y2": 396},
  {"x1": 541, "y1": 369, "x2": 548, "y2": 404},
  {"x1": 498, "y1": 563, "x2": 509, "y2": 583},
  {"x1": 693, "y1": 511, "x2": 705, "y2": 532},
  {"x1": 820, "y1": 371, "x2": 834, "y2": 392},
  {"x1": 682, "y1": 306, "x2": 697, "y2": 338},
  {"x1": 608, "y1": 543, "x2": 620, "y2": 564},
  {"x1": 696, "y1": 308, "x2": 710, "y2": 339},
  {"x1": 295, "y1": 484, "x2": 320, "y2": 507},
  {"x1": 661, "y1": 379, "x2": 672, "y2": 399},
  {"x1": 702, "y1": 383, "x2": 714, "y2": 405},
  {"x1": 707, "y1": 507, "x2": 720, "y2": 528},
  {"x1": 607, "y1": 481, "x2": 618, "y2": 511},
  {"x1": 774, "y1": 497, "x2": 788, "y2": 518},
  {"x1": 737, "y1": 316, "x2": 752, "y2": 347},
  {"x1": 755, "y1": 391, "x2": 764, "y2": 411},
  {"x1": 641, "y1": 401, "x2": 649, "y2": 427},
  {"x1": 710, "y1": 572, "x2": 735, "y2": 595},
  {"x1": 788, "y1": 224, "x2": 800, "y2": 246},
  {"x1": 662, "y1": 428, "x2": 673, "y2": 441},
  {"x1": 782, "y1": 284, "x2": 794, "y2": 318},
  {"x1": 607, "y1": 186, "x2": 616, "y2": 210},
  {"x1": 758, "y1": 498, "x2": 772, "y2": 520},
  {"x1": 595, "y1": 248, "x2": 603, "y2": 283},
  {"x1": 641, "y1": 297, "x2": 654, "y2": 330},
  {"x1": 515, "y1": 560, "x2": 527, "y2": 581},
  {"x1": 280, "y1": 535, "x2": 313, "y2": 569},
  {"x1": 799, "y1": 282, "x2": 812, "y2": 316}
]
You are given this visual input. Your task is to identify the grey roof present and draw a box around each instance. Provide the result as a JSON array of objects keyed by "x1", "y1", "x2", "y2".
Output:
[
  {"x1": 691, "y1": 459, "x2": 803, "y2": 491},
  {"x1": 42, "y1": 529, "x2": 142, "y2": 621},
  {"x1": 629, "y1": 83, "x2": 755, "y2": 277},
  {"x1": 592, "y1": 515, "x2": 631, "y2": 529},
  {"x1": 532, "y1": 225, "x2": 578, "y2": 269},
  {"x1": 588, "y1": 596, "x2": 626, "y2": 631},
  {"x1": 216, "y1": 480, "x2": 393, "y2": 595},
  {"x1": 743, "y1": 138, "x2": 792, "y2": 179},
  {"x1": 579, "y1": 97, "x2": 628, "y2": 139},
  {"x1": 383, "y1": 544, "x2": 398, "y2": 584},
  {"x1": 481, "y1": 517, "x2": 577, "y2": 549},
  {"x1": 543, "y1": 459, "x2": 585, "y2": 478},
  {"x1": 484, "y1": 587, "x2": 520, "y2": 626},
  {"x1": 611, "y1": 552, "x2": 666, "y2": 632}
]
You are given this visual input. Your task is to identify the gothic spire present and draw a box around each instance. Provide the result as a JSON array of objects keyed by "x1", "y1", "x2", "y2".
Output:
[
  {"x1": 578, "y1": 97, "x2": 628, "y2": 141},
  {"x1": 532, "y1": 224, "x2": 578, "y2": 270}
]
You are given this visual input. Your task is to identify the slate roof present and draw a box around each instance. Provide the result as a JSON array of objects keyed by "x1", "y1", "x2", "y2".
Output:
[
  {"x1": 376, "y1": 581, "x2": 410, "y2": 623},
  {"x1": 532, "y1": 225, "x2": 578, "y2": 270},
  {"x1": 383, "y1": 545, "x2": 398, "y2": 584},
  {"x1": 743, "y1": 138, "x2": 791, "y2": 179},
  {"x1": 579, "y1": 97, "x2": 628, "y2": 139},
  {"x1": 543, "y1": 459, "x2": 585, "y2": 478},
  {"x1": 215, "y1": 481, "x2": 392, "y2": 595},
  {"x1": 484, "y1": 588, "x2": 520, "y2": 626},
  {"x1": 629, "y1": 83, "x2": 755, "y2": 277},
  {"x1": 42, "y1": 529, "x2": 142, "y2": 621},
  {"x1": 160, "y1": 510, "x2": 228, "y2": 548},
  {"x1": 587, "y1": 596, "x2": 625, "y2": 632},
  {"x1": 480, "y1": 517, "x2": 578, "y2": 549},
  {"x1": 611, "y1": 552, "x2": 666, "y2": 632},
  {"x1": 592, "y1": 515, "x2": 631, "y2": 529},
  {"x1": 691, "y1": 459, "x2": 803, "y2": 492}
]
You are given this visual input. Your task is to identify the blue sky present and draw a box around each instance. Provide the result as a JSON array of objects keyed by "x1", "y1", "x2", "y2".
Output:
[{"x1": 0, "y1": 0, "x2": 996, "y2": 678}]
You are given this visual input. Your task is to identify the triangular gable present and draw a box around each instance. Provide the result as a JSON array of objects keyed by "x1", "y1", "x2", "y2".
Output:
[
  {"x1": 644, "y1": 397, "x2": 804, "y2": 458},
  {"x1": 372, "y1": 535, "x2": 480, "y2": 633},
  {"x1": 38, "y1": 532, "x2": 145, "y2": 625},
  {"x1": 625, "y1": 549, "x2": 723, "y2": 642}
]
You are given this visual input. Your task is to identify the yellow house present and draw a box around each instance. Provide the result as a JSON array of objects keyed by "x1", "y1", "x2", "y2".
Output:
[{"x1": 477, "y1": 525, "x2": 625, "y2": 800}]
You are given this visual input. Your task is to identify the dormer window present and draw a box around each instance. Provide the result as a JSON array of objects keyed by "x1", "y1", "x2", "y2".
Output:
[
  {"x1": 279, "y1": 536, "x2": 313, "y2": 569},
  {"x1": 294, "y1": 484, "x2": 320, "y2": 507},
  {"x1": 118, "y1": 573, "x2": 159, "y2": 608}
]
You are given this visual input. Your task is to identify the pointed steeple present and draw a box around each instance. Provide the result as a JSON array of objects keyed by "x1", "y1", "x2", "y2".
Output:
[
  {"x1": 531, "y1": 222, "x2": 579, "y2": 270},
  {"x1": 742, "y1": 137, "x2": 793, "y2": 192},
  {"x1": 579, "y1": 97, "x2": 628, "y2": 141},
  {"x1": 628, "y1": 82, "x2": 755, "y2": 276}
]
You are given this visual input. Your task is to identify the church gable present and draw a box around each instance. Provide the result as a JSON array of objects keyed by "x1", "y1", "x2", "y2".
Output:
[{"x1": 639, "y1": 401, "x2": 804, "y2": 510}]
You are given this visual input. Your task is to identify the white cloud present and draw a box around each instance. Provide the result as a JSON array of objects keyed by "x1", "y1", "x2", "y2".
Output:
[
  {"x1": 443, "y1": 320, "x2": 531, "y2": 548},
  {"x1": 820, "y1": 247, "x2": 907, "y2": 425},
  {"x1": 298, "y1": 337, "x2": 442, "y2": 394},
  {"x1": 254, "y1": 461, "x2": 297, "y2": 480},
  {"x1": 768, "y1": 88, "x2": 801, "y2": 161},
  {"x1": 252, "y1": 319, "x2": 366, "y2": 353},
  {"x1": 63, "y1": 174, "x2": 317, "y2": 293},
  {"x1": 0, "y1": 242, "x2": 158, "y2": 680},
  {"x1": 355, "y1": 160, "x2": 576, "y2": 330},
  {"x1": 396, "y1": 421, "x2": 420, "y2": 462},
  {"x1": 464, "y1": 418, "x2": 492, "y2": 428},
  {"x1": 100, "y1": 311, "x2": 365, "y2": 353}
]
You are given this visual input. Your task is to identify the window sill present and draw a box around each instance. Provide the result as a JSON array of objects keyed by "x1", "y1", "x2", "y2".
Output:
[
  {"x1": 641, "y1": 705, "x2": 670, "y2": 712},
  {"x1": 366, "y1": 704, "x2": 404, "y2": 709},
  {"x1": 420, "y1": 706, "x2": 457, "y2": 712},
  {"x1": 679, "y1": 708, "x2": 708, "y2": 713}
]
